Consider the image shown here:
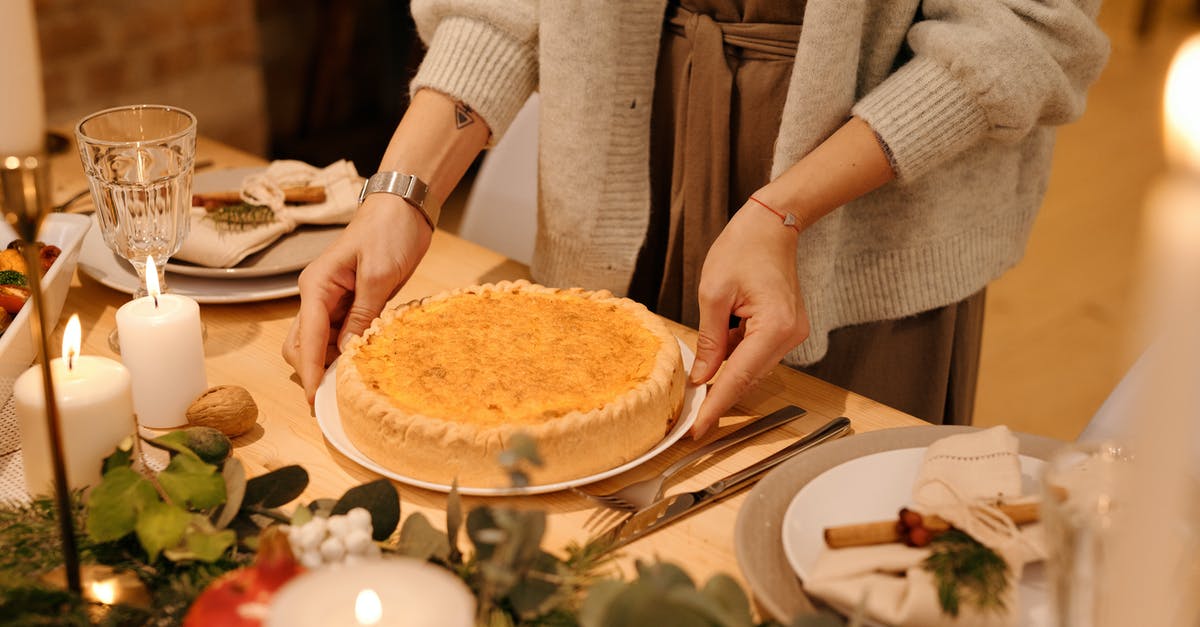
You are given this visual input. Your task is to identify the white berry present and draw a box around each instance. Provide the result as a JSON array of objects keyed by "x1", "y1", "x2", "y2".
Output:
[
  {"x1": 319, "y1": 536, "x2": 346, "y2": 562},
  {"x1": 346, "y1": 508, "x2": 372, "y2": 531},
  {"x1": 300, "y1": 550, "x2": 323, "y2": 569},
  {"x1": 343, "y1": 528, "x2": 372, "y2": 555},
  {"x1": 326, "y1": 515, "x2": 350, "y2": 538},
  {"x1": 297, "y1": 523, "x2": 324, "y2": 550}
]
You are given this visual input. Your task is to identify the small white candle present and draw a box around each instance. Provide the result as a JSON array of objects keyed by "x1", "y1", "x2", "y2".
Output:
[
  {"x1": 114, "y1": 257, "x2": 206, "y2": 428},
  {"x1": 0, "y1": 0, "x2": 46, "y2": 155},
  {"x1": 14, "y1": 315, "x2": 135, "y2": 494},
  {"x1": 266, "y1": 559, "x2": 475, "y2": 627}
]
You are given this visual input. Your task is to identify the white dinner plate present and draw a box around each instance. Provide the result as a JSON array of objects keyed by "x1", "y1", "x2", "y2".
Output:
[
  {"x1": 78, "y1": 214, "x2": 301, "y2": 304},
  {"x1": 314, "y1": 338, "x2": 706, "y2": 496},
  {"x1": 780, "y1": 447, "x2": 1048, "y2": 626},
  {"x1": 166, "y1": 167, "x2": 340, "y2": 278}
]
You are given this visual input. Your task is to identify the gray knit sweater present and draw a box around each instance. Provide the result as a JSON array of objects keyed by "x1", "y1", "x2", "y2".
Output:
[{"x1": 409, "y1": 0, "x2": 1109, "y2": 366}]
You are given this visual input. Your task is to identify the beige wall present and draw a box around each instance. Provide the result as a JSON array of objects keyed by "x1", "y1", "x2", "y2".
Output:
[{"x1": 34, "y1": 0, "x2": 269, "y2": 156}]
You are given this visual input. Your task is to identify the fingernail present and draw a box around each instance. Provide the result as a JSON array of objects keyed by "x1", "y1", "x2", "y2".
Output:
[{"x1": 689, "y1": 360, "x2": 707, "y2": 384}]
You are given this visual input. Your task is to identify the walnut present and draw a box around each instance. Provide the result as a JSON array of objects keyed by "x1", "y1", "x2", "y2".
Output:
[{"x1": 187, "y1": 385, "x2": 258, "y2": 437}]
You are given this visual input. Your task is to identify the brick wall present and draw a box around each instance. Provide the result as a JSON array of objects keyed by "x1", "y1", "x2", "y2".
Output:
[{"x1": 34, "y1": 0, "x2": 269, "y2": 156}]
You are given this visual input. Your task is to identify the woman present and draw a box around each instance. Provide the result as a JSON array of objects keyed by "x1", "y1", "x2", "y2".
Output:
[{"x1": 283, "y1": 0, "x2": 1108, "y2": 437}]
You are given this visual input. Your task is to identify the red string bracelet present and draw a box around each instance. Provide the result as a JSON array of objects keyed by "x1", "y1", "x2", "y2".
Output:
[{"x1": 749, "y1": 196, "x2": 801, "y2": 233}]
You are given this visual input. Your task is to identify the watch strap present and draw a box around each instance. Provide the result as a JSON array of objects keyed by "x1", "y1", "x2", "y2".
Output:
[{"x1": 358, "y1": 171, "x2": 438, "y2": 230}]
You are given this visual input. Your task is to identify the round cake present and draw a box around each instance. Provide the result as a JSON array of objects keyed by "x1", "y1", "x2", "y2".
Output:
[{"x1": 336, "y1": 280, "x2": 686, "y2": 487}]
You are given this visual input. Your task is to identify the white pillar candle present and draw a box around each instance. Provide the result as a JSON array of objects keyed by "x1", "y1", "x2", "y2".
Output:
[
  {"x1": 266, "y1": 559, "x2": 475, "y2": 627},
  {"x1": 0, "y1": 0, "x2": 46, "y2": 155},
  {"x1": 1105, "y1": 34, "x2": 1200, "y2": 627},
  {"x1": 114, "y1": 258, "x2": 206, "y2": 428},
  {"x1": 14, "y1": 315, "x2": 135, "y2": 494}
]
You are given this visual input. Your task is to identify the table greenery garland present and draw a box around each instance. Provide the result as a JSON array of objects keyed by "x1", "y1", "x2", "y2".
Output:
[{"x1": 0, "y1": 428, "x2": 850, "y2": 627}]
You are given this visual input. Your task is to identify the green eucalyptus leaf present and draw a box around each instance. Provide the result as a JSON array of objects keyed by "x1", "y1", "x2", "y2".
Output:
[
  {"x1": 446, "y1": 479, "x2": 463, "y2": 563},
  {"x1": 500, "y1": 432, "x2": 543, "y2": 468},
  {"x1": 307, "y1": 498, "x2": 337, "y2": 518},
  {"x1": 148, "y1": 428, "x2": 231, "y2": 465},
  {"x1": 290, "y1": 505, "x2": 313, "y2": 527},
  {"x1": 635, "y1": 560, "x2": 695, "y2": 592},
  {"x1": 164, "y1": 518, "x2": 236, "y2": 563},
  {"x1": 243, "y1": 465, "x2": 309, "y2": 508},
  {"x1": 158, "y1": 451, "x2": 226, "y2": 510},
  {"x1": 397, "y1": 512, "x2": 448, "y2": 561},
  {"x1": 700, "y1": 574, "x2": 754, "y2": 627},
  {"x1": 466, "y1": 507, "x2": 502, "y2": 561},
  {"x1": 331, "y1": 479, "x2": 399, "y2": 541},
  {"x1": 134, "y1": 501, "x2": 190, "y2": 561},
  {"x1": 85, "y1": 466, "x2": 158, "y2": 542},
  {"x1": 213, "y1": 458, "x2": 246, "y2": 529},
  {"x1": 579, "y1": 579, "x2": 625, "y2": 627},
  {"x1": 100, "y1": 436, "x2": 136, "y2": 475},
  {"x1": 146, "y1": 430, "x2": 193, "y2": 457},
  {"x1": 228, "y1": 514, "x2": 264, "y2": 543},
  {"x1": 508, "y1": 551, "x2": 562, "y2": 618}
]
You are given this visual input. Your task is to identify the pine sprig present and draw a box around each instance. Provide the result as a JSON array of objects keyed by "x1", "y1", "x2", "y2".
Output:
[
  {"x1": 922, "y1": 528, "x2": 1009, "y2": 617},
  {"x1": 203, "y1": 202, "x2": 277, "y2": 230}
]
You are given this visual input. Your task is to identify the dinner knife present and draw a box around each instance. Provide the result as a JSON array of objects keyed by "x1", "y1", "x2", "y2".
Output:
[{"x1": 596, "y1": 416, "x2": 852, "y2": 552}]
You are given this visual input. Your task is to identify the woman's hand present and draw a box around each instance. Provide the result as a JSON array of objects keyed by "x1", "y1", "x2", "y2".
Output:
[
  {"x1": 281, "y1": 89, "x2": 491, "y2": 404},
  {"x1": 688, "y1": 197, "x2": 810, "y2": 438},
  {"x1": 282, "y1": 198, "x2": 432, "y2": 403}
]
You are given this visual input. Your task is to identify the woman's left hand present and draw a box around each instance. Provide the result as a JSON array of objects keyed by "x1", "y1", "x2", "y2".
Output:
[{"x1": 688, "y1": 196, "x2": 810, "y2": 438}]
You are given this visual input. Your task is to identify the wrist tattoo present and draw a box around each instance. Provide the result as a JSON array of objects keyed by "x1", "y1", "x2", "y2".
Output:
[{"x1": 454, "y1": 101, "x2": 475, "y2": 130}]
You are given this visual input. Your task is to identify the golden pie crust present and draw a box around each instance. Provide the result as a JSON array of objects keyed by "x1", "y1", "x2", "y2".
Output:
[{"x1": 336, "y1": 280, "x2": 686, "y2": 487}]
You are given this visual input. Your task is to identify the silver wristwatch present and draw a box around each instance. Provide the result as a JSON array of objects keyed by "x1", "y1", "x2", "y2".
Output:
[{"x1": 358, "y1": 171, "x2": 437, "y2": 230}]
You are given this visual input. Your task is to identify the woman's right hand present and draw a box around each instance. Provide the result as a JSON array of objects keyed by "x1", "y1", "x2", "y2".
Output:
[{"x1": 283, "y1": 196, "x2": 433, "y2": 403}]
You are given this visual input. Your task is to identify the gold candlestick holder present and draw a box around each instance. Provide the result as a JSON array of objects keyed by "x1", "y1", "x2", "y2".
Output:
[{"x1": 0, "y1": 153, "x2": 81, "y2": 594}]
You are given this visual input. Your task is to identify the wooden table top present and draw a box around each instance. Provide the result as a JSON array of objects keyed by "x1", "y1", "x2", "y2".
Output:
[{"x1": 46, "y1": 134, "x2": 926, "y2": 610}]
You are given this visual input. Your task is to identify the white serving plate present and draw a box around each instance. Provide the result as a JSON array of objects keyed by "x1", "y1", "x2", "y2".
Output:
[
  {"x1": 780, "y1": 447, "x2": 1048, "y2": 626},
  {"x1": 314, "y1": 338, "x2": 705, "y2": 496}
]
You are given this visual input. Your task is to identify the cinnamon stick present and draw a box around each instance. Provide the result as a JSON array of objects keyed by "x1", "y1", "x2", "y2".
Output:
[
  {"x1": 823, "y1": 501, "x2": 1041, "y2": 549},
  {"x1": 192, "y1": 186, "x2": 326, "y2": 210}
]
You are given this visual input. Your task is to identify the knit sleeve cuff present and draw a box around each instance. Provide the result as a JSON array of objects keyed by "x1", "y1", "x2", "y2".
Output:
[
  {"x1": 410, "y1": 16, "x2": 538, "y2": 144},
  {"x1": 852, "y1": 56, "x2": 990, "y2": 184}
]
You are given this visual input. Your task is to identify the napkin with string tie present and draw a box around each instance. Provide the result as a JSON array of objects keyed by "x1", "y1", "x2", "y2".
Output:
[
  {"x1": 803, "y1": 426, "x2": 1045, "y2": 627},
  {"x1": 174, "y1": 159, "x2": 361, "y2": 268}
]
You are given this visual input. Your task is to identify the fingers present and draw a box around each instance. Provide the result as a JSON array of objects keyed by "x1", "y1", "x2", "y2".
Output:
[
  {"x1": 336, "y1": 257, "x2": 400, "y2": 351},
  {"x1": 295, "y1": 268, "x2": 338, "y2": 404},
  {"x1": 691, "y1": 310, "x2": 807, "y2": 439},
  {"x1": 690, "y1": 284, "x2": 734, "y2": 386}
]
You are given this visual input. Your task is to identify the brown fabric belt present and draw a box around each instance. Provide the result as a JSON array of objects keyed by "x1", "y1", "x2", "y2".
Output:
[{"x1": 657, "y1": 5, "x2": 802, "y2": 324}]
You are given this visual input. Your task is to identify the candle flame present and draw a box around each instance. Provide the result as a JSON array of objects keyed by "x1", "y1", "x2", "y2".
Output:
[
  {"x1": 144, "y1": 256, "x2": 160, "y2": 303},
  {"x1": 354, "y1": 589, "x2": 382, "y2": 625},
  {"x1": 62, "y1": 314, "x2": 81, "y2": 368},
  {"x1": 90, "y1": 578, "x2": 117, "y2": 605},
  {"x1": 1165, "y1": 34, "x2": 1200, "y2": 174}
]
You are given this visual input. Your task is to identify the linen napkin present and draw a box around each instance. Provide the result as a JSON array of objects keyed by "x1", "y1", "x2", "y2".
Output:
[
  {"x1": 803, "y1": 426, "x2": 1043, "y2": 627},
  {"x1": 174, "y1": 159, "x2": 360, "y2": 268}
]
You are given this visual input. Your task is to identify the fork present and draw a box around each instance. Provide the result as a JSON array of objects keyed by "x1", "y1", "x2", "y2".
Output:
[{"x1": 574, "y1": 405, "x2": 806, "y2": 513}]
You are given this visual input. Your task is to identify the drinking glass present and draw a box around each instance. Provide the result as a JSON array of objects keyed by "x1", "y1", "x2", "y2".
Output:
[
  {"x1": 75, "y1": 105, "x2": 196, "y2": 350},
  {"x1": 1042, "y1": 441, "x2": 1132, "y2": 627}
]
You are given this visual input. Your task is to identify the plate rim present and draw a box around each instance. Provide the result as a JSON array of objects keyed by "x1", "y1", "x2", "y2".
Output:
[
  {"x1": 313, "y1": 337, "x2": 705, "y2": 496},
  {"x1": 77, "y1": 213, "x2": 301, "y2": 304},
  {"x1": 733, "y1": 425, "x2": 1065, "y2": 622}
]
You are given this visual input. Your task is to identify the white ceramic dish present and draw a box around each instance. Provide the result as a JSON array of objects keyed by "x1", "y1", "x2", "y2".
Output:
[
  {"x1": 167, "y1": 167, "x2": 340, "y2": 278},
  {"x1": 0, "y1": 213, "x2": 92, "y2": 381},
  {"x1": 314, "y1": 338, "x2": 706, "y2": 496},
  {"x1": 780, "y1": 447, "x2": 1048, "y2": 626},
  {"x1": 77, "y1": 214, "x2": 300, "y2": 304}
]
